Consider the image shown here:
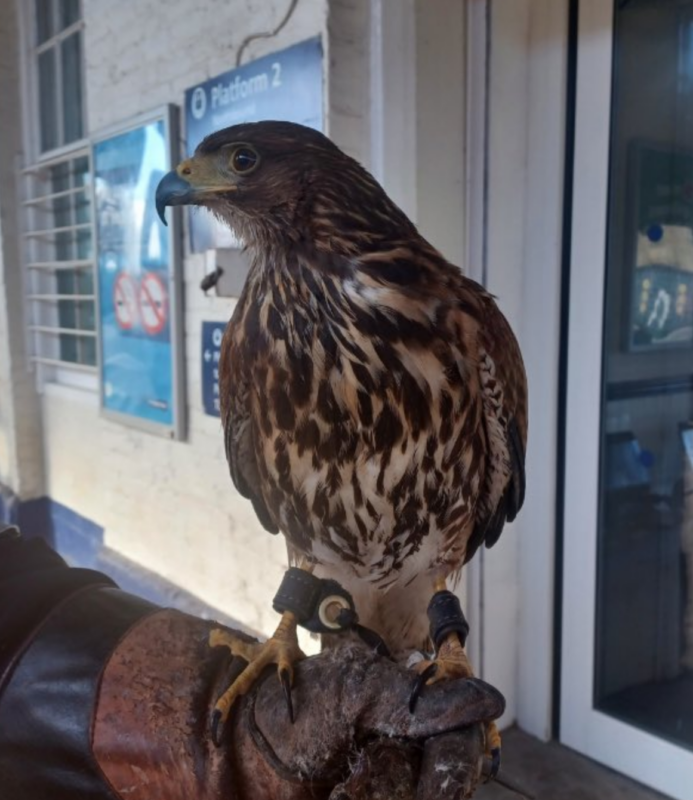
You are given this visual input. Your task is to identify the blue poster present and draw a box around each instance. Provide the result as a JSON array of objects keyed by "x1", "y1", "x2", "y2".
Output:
[
  {"x1": 94, "y1": 118, "x2": 176, "y2": 430},
  {"x1": 184, "y1": 36, "x2": 323, "y2": 251}
]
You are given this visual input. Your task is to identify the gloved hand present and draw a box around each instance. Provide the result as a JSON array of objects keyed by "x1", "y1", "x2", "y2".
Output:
[
  {"x1": 0, "y1": 532, "x2": 504, "y2": 800},
  {"x1": 92, "y1": 610, "x2": 504, "y2": 799}
]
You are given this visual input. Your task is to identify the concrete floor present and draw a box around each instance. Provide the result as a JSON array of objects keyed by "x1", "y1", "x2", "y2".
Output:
[{"x1": 476, "y1": 728, "x2": 672, "y2": 800}]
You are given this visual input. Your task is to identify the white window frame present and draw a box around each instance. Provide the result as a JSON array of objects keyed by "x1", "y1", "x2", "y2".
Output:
[
  {"x1": 17, "y1": 0, "x2": 98, "y2": 392},
  {"x1": 465, "y1": 0, "x2": 570, "y2": 738}
]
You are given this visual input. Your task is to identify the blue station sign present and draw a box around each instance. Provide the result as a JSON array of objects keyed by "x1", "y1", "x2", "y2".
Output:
[
  {"x1": 201, "y1": 321, "x2": 226, "y2": 417},
  {"x1": 184, "y1": 36, "x2": 323, "y2": 252}
]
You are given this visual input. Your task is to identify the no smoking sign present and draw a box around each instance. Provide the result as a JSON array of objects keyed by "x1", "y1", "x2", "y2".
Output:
[
  {"x1": 139, "y1": 272, "x2": 167, "y2": 335},
  {"x1": 113, "y1": 271, "x2": 168, "y2": 336},
  {"x1": 113, "y1": 273, "x2": 138, "y2": 330}
]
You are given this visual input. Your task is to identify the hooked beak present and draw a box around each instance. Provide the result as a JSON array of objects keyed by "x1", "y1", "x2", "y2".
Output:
[{"x1": 155, "y1": 170, "x2": 195, "y2": 226}]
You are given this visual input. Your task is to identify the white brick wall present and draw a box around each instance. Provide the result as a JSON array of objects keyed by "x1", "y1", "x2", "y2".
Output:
[
  {"x1": 326, "y1": 0, "x2": 372, "y2": 166},
  {"x1": 83, "y1": 0, "x2": 328, "y2": 135}
]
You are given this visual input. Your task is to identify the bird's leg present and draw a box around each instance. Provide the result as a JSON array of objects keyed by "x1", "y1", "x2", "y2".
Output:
[
  {"x1": 410, "y1": 577, "x2": 502, "y2": 780},
  {"x1": 409, "y1": 578, "x2": 472, "y2": 702},
  {"x1": 209, "y1": 612, "x2": 304, "y2": 736},
  {"x1": 208, "y1": 566, "x2": 312, "y2": 744}
]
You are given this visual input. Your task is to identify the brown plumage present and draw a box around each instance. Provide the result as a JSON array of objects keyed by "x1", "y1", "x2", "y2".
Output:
[{"x1": 158, "y1": 121, "x2": 527, "y2": 656}]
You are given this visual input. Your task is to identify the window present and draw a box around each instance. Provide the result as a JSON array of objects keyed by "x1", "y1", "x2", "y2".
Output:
[
  {"x1": 24, "y1": 154, "x2": 96, "y2": 370},
  {"x1": 22, "y1": 0, "x2": 96, "y2": 380},
  {"x1": 35, "y1": 0, "x2": 84, "y2": 153},
  {"x1": 594, "y1": 0, "x2": 693, "y2": 752}
]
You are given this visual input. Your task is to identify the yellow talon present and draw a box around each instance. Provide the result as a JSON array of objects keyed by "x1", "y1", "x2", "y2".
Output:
[
  {"x1": 411, "y1": 636, "x2": 502, "y2": 778},
  {"x1": 411, "y1": 584, "x2": 503, "y2": 780},
  {"x1": 209, "y1": 612, "x2": 305, "y2": 742}
]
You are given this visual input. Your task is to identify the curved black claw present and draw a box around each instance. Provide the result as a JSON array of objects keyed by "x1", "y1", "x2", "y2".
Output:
[
  {"x1": 209, "y1": 655, "x2": 247, "y2": 747},
  {"x1": 210, "y1": 709, "x2": 224, "y2": 748},
  {"x1": 484, "y1": 747, "x2": 501, "y2": 783},
  {"x1": 409, "y1": 663, "x2": 438, "y2": 713},
  {"x1": 279, "y1": 667, "x2": 295, "y2": 724}
]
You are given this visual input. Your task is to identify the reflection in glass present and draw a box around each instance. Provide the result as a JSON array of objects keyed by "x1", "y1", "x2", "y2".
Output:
[
  {"x1": 73, "y1": 156, "x2": 90, "y2": 187},
  {"x1": 76, "y1": 230, "x2": 92, "y2": 260},
  {"x1": 57, "y1": 299, "x2": 76, "y2": 329},
  {"x1": 35, "y1": 0, "x2": 53, "y2": 44},
  {"x1": 44, "y1": 154, "x2": 96, "y2": 363},
  {"x1": 78, "y1": 300, "x2": 95, "y2": 331},
  {"x1": 51, "y1": 162, "x2": 70, "y2": 194},
  {"x1": 76, "y1": 267, "x2": 93, "y2": 295},
  {"x1": 60, "y1": 0, "x2": 79, "y2": 29},
  {"x1": 75, "y1": 190, "x2": 90, "y2": 224},
  {"x1": 38, "y1": 49, "x2": 58, "y2": 152},
  {"x1": 59, "y1": 333, "x2": 78, "y2": 363},
  {"x1": 595, "y1": 0, "x2": 693, "y2": 751},
  {"x1": 81, "y1": 336, "x2": 96, "y2": 367},
  {"x1": 61, "y1": 32, "x2": 83, "y2": 144},
  {"x1": 56, "y1": 270, "x2": 75, "y2": 296}
]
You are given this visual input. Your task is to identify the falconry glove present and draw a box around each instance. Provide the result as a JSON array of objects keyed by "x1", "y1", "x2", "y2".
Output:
[{"x1": 0, "y1": 532, "x2": 504, "y2": 800}]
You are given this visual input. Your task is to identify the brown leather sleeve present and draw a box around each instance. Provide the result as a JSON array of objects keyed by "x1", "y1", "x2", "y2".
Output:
[
  {"x1": 0, "y1": 586, "x2": 157, "y2": 800},
  {"x1": 0, "y1": 534, "x2": 501, "y2": 800},
  {"x1": 92, "y1": 610, "x2": 244, "y2": 800}
]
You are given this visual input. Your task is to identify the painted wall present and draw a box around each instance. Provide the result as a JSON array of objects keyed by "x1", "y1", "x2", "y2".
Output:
[
  {"x1": 484, "y1": 0, "x2": 568, "y2": 738},
  {"x1": 0, "y1": 0, "x2": 44, "y2": 506},
  {"x1": 415, "y1": 0, "x2": 466, "y2": 268}
]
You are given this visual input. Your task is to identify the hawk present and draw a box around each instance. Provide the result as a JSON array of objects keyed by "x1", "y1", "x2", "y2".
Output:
[{"x1": 156, "y1": 121, "x2": 527, "y2": 768}]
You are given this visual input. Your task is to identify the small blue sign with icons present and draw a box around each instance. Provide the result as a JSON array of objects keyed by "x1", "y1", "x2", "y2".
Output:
[
  {"x1": 201, "y1": 321, "x2": 227, "y2": 417},
  {"x1": 184, "y1": 36, "x2": 323, "y2": 252}
]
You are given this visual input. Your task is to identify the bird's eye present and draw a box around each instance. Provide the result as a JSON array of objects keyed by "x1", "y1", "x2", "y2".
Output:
[{"x1": 230, "y1": 146, "x2": 259, "y2": 174}]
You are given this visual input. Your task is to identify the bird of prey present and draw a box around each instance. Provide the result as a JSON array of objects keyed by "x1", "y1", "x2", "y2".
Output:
[{"x1": 156, "y1": 121, "x2": 527, "y2": 768}]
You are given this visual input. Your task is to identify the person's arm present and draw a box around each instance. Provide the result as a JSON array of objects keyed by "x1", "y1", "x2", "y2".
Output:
[
  {"x1": 94, "y1": 609, "x2": 503, "y2": 799},
  {"x1": 0, "y1": 531, "x2": 503, "y2": 799}
]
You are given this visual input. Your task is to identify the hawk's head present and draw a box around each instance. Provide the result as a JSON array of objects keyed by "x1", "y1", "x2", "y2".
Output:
[{"x1": 156, "y1": 120, "x2": 415, "y2": 253}]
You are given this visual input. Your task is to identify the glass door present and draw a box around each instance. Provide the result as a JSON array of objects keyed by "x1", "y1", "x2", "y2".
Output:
[{"x1": 562, "y1": 2, "x2": 693, "y2": 798}]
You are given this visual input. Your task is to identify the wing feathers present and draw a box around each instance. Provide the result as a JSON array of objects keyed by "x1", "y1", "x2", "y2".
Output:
[
  {"x1": 221, "y1": 320, "x2": 279, "y2": 536},
  {"x1": 505, "y1": 416, "x2": 526, "y2": 523},
  {"x1": 465, "y1": 293, "x2": 528, "y2": 559}
]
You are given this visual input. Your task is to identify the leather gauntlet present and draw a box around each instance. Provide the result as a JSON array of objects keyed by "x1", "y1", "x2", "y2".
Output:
[{"x1": 0, "y1": 534, "x2": 504, "y2": 800}]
